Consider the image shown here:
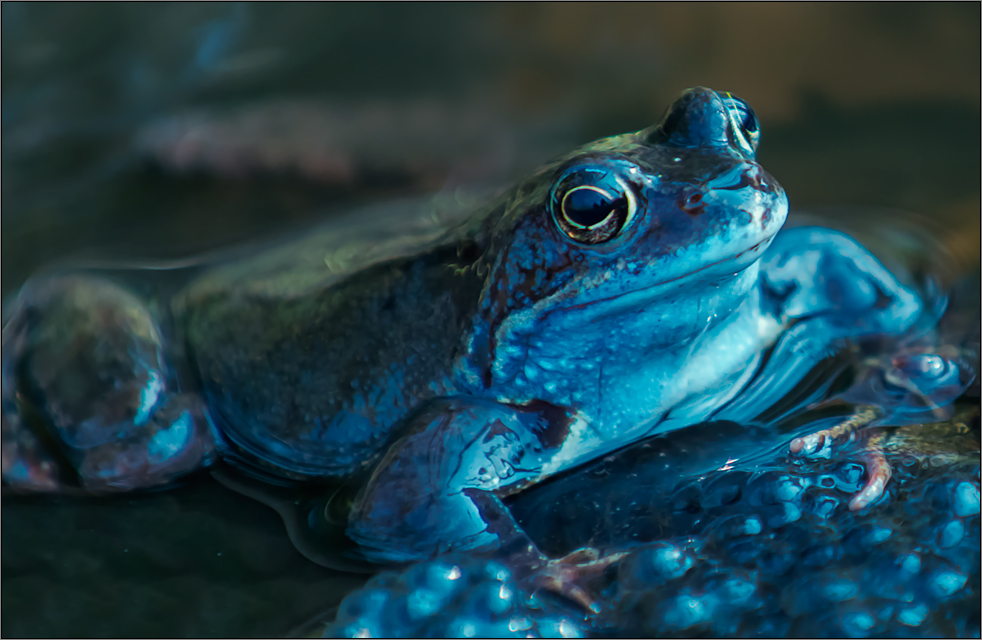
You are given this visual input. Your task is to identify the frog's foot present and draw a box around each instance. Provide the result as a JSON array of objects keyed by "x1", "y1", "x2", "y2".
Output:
[
  {"x1": 789, "y1": 407, "x2": 879, "y2": 457},
  {"x1": 789, "y1": 408, "x2": 892, "y2": 510},
  {"x1": 1, "y1": 275, "x2": 217, "y2": 493},
  {"x1": 527, "y1": 548, "x2": 628, "y2": 613}
]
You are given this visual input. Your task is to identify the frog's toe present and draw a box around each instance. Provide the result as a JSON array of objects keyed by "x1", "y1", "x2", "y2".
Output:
[
  {"x1": 789, "y1": 431, "x2": 834, "y2": 457},
  {"x1": 789, "y1": 407, "x2": 880, "y2": 459},
  {"x1": 848, "y1": 437, "x2": 893, "y2": 511},
  {"x1": 527, "y1": 548, "x2": 628, "y2": 613},
  {"x1": 789, "y1": 427, "x2": 848, "y2": 459}
]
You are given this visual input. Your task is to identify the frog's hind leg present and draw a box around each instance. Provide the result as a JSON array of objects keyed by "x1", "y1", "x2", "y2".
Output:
[{"x1": 1, "y1": 275, "x2": 217, "y2": 493}]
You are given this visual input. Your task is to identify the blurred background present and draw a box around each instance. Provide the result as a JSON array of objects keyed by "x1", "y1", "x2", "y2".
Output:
[{"x1": 2, "y1": 3, "x2": 979, "y2": 637}]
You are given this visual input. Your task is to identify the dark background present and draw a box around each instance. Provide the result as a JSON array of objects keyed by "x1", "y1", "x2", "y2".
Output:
[{"x1": 2, "y1": 3, "x2": 979, "y2": 637}]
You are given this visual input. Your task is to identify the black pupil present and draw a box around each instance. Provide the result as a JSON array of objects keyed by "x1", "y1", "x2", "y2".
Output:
[
  {"x1": 734, "y1": 102, "x2": 757, "y2": 134},
  {"x1": 565, "y1": 187, "x2": 617, "y2": 227}
]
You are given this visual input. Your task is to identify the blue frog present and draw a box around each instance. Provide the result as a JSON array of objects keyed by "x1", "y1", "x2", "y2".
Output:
[{"x1": 1, "y1": 88, "x2": 926, "y2": 594}]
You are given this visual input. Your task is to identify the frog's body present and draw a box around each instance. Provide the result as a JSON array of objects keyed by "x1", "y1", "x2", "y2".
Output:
[
  {"x1": 1, "y1": 88, "x2": 925, "y2": 566},
  {"x1": 176, "y1": 202, "x2": 483, "y2": 479}
]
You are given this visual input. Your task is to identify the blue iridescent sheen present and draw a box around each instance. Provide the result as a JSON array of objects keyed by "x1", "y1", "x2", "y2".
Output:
[{"x1": 1, "y1": 87, "x2": 939, "y2": 576}]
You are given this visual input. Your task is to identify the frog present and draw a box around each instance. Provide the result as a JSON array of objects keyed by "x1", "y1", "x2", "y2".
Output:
[{"x1": 1, "y1": 87, "x2": 927, "y2": 593}]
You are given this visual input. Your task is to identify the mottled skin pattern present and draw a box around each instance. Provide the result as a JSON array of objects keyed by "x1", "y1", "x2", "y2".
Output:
[
  {"x1": 1, "y1": 88, "x2": 925, "y2": 570},
  {"x1": 180, "y1": 245, "x2": 483, "y2": 478}
]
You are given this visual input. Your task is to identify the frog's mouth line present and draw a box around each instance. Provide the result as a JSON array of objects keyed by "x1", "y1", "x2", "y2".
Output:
[{"x1": 560, "y1": 234, "x2": 775, "y2": 315}]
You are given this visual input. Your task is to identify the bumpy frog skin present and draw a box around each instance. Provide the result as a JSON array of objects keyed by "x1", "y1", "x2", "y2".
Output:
[{"x1": 1, "y1": 88, "x2": 927, "y2": 568}]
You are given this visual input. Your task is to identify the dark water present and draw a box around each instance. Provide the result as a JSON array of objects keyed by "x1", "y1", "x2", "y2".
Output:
[{"x1": 2, "y1": 4, "x2": 979, "y2": 637}]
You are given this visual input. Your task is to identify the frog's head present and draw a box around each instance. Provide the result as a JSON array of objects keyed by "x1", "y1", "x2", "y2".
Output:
[{"x1": 460, "y1": 87, "x2": 788, "y2": 394}]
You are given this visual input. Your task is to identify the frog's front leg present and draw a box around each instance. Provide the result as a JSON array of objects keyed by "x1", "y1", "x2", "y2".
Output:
[
  {"x1": 347, "y1": 397, "x2": 619, "y2": 608},
  {"x1": 347, "y1": 398, "x2": 554, "y2": 561},
  {"x1": 1, "y1": 275, "x2": 217, "y2": 492},
  {"x1": 720, "y1": 227, "x2": 925, "y2": 509},
  {"x1": 761, "y1": 226, "x2": 923, "y2": 334},
  {"x1": 718, "y1": 226, "x2": 923, "y2": 423}
]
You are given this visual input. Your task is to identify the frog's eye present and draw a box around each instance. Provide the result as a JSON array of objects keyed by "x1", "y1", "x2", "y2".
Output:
[
  {"x1": 551, "y1": 166, "x2": 637, "y2": 245},
  {"x1": 720, "y1": 92, "x2": 760, "y2": 157}
]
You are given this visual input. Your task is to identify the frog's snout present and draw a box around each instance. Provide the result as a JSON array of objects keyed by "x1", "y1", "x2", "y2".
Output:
[
  {"x1": 654, "y1": 86, "x2": 762, "y2": 161},
  {"x1": 656, "y1": 87, "x2": 730, "y2": 150}
]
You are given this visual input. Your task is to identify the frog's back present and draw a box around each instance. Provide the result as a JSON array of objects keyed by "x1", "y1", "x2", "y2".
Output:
[{"x1": 175, "y1": 196, "x2": 487, "y2": 479}]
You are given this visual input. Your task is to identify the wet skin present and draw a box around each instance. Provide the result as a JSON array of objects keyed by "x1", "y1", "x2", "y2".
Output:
[{"x1": 1, "y1": 88, "x2": 925, "y2": 567}]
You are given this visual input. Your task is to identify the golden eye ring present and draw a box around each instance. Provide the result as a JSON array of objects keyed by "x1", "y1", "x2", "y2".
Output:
[{"x1": 553, "y1": 171, "x2": 637, "y2": 245}]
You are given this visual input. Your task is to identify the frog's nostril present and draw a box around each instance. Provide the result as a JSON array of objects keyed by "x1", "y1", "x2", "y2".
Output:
[{"x1": 677, "y1": 189, "x2": 706, "y2": 216}]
